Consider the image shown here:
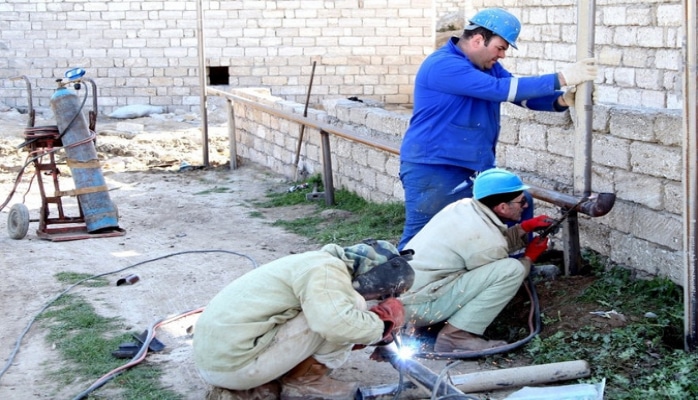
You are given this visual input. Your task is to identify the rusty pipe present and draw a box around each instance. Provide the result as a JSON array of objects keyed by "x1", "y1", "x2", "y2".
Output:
[
  {"x1": 527, "y1": 185, "x2": 615, "y2": 217},
  {"x1": 363, "y1": 342, "x2": 467, "y2": 399},
  {"x1": 10, "y1": 75, "x2": 35, "y2": 128},
  {"x1": 359, "y1": 356, "x2": 591, "y2": 399}
]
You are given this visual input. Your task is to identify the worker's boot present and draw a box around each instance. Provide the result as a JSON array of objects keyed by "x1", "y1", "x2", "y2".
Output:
[
  {"x1": 433, "y1": 324, "x2": 507, "y2": 352},
  {"x1": 280, "y1": 356, "x2": 359, "y2": 400}
]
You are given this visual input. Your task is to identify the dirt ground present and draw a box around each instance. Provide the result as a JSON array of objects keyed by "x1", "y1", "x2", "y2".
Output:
[{"x1": 0, "y1": 104, "x2": 607, "y2": 399}]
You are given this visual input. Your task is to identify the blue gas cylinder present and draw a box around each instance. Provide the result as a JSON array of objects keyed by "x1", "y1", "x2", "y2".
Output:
[{"x1": 50, "y1": 83, "x2": 119, "y2": 232}]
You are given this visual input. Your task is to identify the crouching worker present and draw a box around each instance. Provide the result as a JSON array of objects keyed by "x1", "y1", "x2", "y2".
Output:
[
  {"x1": 400, "y1": 169, "x2": 553, "y2": 353},
  {"x1": 193, "y1": 239, "x2": 414, "y2": 400}
]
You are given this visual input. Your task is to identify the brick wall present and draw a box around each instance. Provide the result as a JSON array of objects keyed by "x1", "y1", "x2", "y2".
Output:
[
  {"x1": 0, "y1": 0, "x2": 683, "y2": 114},
  {"x1": 0, "y1": 0, "x2": 434, "y2": 114}
]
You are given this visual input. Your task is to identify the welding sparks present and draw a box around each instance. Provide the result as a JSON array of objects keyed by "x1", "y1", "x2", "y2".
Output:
[{"x1": 397, "y1": 343, "x2": 417, "y2": 360}]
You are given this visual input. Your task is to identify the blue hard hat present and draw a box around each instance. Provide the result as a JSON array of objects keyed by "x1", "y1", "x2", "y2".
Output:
[
  {"x1": 473, "y1": 168, "x2": 529, "y2": 200},
  {"x1": 467, "y1": 8, "x2": 521, "y2": 49}
]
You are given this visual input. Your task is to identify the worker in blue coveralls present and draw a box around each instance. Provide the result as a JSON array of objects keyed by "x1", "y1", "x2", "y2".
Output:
[{"x1": 398, "y1": 7, "x2": 599, "y2": 249}]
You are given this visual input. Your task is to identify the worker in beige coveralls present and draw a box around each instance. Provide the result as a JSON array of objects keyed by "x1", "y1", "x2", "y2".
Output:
[
  {"x1": 401, "y1": 168, "x2": 553, "y2": 352},
  {"x1": 193, "y1": 239, "x2": 414, "y2": 400}
]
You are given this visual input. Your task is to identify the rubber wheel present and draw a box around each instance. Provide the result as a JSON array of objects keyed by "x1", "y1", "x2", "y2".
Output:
[{"x1": 7, "y1": 203, "x2": 30, "y2": 240}]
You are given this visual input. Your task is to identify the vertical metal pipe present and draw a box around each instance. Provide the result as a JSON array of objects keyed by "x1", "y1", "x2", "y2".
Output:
[
  {"x1": 574, "y1": 0, "x2": 596, "y2": 197},
  {"x1": 320, "y1": 130, "x2": 335, "y2": 206},
  {"x1": 562, "y1": 211, "x2": 582, "y2": 275},
  {"x1": 564, "y1": 0, "x2": 596, "y2": 275},
  {"x1": 683, "y1": 0, "x2": 698, "y2": 352},
  {"x1": 196, "y1": 0, "x2": 210, "y2": 167},
  {"x1": 227, "y1": 99, "x2": 237, "y2": 170}
]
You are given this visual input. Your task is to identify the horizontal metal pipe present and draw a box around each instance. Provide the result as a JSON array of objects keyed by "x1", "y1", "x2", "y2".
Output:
[
  {"x1": 208, "y1": 87, "x2": 617, "y2": 219},
  {"x1": 365, "y1": 343, "x2": 465, "y2": 398},
  {"x1": 527, "y1": 185, "x2": 615, "y2": 217},
  {"x1": 359, "y1": 358, "x2": 591, "y2": 399},
  {"x1": 449, "y1": 360, "x2": 590, "y2": 393}
]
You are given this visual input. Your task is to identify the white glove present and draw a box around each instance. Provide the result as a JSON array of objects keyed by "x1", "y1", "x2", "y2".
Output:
[
  {"x1": 560, "y1": 58, "x2": 598, "y2": 86},
  {"x1": 562, "y1": 87, "x2": 576, "y2": 107}
]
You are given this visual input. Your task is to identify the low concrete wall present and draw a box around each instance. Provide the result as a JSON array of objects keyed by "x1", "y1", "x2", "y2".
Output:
[{"x1": 223, "y1": 88, "x2": 683, "y2": 284}]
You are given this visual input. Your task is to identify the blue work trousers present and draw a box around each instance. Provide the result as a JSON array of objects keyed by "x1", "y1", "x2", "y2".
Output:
[{"x1": 398, "y1": 162, "x2": 533, "y2": 250}]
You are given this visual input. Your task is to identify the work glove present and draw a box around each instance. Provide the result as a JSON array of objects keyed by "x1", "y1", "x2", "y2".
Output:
[
  {"x1": 524, "y1": 236, "x2": 549, "y2": 263},
  {"x1": 562, "y1": 87, "x2": 576, "y2": 108},
  {"x1": 560, "y1": 58, "x2": 598, "y2": 86},
  {"x1": 369, "y1": 297, "x2": 405, "y2": 344},
  {"x1": 520, "y1": 215, "x2": 555, "y2": 233}
]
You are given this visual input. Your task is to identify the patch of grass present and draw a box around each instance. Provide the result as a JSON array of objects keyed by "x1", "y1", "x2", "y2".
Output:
[
  {"x1": 194, "y1": 186, "x2": 231, "y2": 195},
  {"x1": 437, "y1": 24, "x2": 459, "y2": 32},
  {"x1": 522, "y1": 250, "x2": 695, "y2": 399},
  {"x1": 55, "y1": 271, "x2": 109, "y2": 287},
  {"x1": 247, "y1": 211, "x2": 264, "y2": 218},
  {"x1": 262, "y1": 185, "x2": 405, "y2": 246},
  {"x1": 38, "y1": 279, "x2": 182, "y2": 399}
]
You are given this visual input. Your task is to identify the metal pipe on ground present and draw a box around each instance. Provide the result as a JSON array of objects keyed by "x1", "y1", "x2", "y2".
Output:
[
  {"x1": 360, "y1": 342, "x2": 467, "y2": 399},
  {"x1": 358, "y1": 354, "x2": 590, "y2": 399}
]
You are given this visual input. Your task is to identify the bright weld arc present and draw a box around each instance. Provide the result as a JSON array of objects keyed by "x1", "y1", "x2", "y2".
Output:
[{"x1": 397, "y1": 344, "x2": 417, "y2": 360}]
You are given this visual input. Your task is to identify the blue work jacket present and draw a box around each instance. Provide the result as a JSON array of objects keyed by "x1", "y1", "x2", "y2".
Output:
[{"x1": 400, "y1": 37, "x2": 565, "y2": 171}]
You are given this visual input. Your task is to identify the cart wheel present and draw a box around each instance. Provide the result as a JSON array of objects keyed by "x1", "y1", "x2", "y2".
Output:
[{"x1": 8, "y1": 203, "x2": 30, "y2": 240}]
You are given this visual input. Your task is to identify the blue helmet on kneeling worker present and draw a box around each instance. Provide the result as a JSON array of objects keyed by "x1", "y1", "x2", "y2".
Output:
[{"x1": 473, "y1": 168, "x2": 529, "y2": 207}]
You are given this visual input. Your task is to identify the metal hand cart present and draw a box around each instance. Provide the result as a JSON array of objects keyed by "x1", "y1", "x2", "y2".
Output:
[{"x1": 5, "y1": 74, "x2": 125, "y2": 241}]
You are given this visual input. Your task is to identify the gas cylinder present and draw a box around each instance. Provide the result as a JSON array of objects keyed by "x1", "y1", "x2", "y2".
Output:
[{"x1": 50, "y1": 76, "x2": 119, "y2": 232}]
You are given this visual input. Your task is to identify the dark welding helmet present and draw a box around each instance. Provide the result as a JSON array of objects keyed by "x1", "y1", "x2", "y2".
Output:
[{"x1": 345, "y1": 239, "x2": 415, "y2": 300}]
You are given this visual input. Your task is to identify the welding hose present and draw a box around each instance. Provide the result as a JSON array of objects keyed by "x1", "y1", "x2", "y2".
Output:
[
  {"x1": 0, "y1": 250, "x2": 257, "y2": 389},
  {"x1": 71, "y1": 307, "x2": 205, "y2": 400},
  {"x1": 413, "y1": 274, "x2": 541, "y2": 360}
]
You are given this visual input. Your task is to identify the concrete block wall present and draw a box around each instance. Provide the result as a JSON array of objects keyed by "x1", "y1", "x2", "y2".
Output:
[
  {"x1": 0, "y1": 0, "x2": 684, "y2": 114},
  {"x1": 0, "y1": 0, "x2": 434, "y2": 115},
  {"x1": 225, "y1": 87, "x2": 684, "y2": 284},
  {"x1": 467, "y1": 0, "x2": 683, "y2": 110},
  {"x1": 496, "y1": 103, "x2": 683, "y2": 283},
  {"x1": 227, "y1": 88, "x2": 407, "y2": 204}
]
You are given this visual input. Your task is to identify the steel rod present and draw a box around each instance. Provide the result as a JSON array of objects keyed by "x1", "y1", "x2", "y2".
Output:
[
  {"x1": 574, "y1": 0, "x2": 596, "y2": 197},
  {"x1": 682, "y1": 0, "x2": 698, "y2": 351},
  {"x1": 294, "y1": 61, "x2": 317, "y2": 180},
  {"x1": 196, "y1": 0, "x2": 210, "y2": 167},
  {"x1": 227, "y1": 99, "x2": 237, "y2": 170},
  {"x1": 320, "y1": 130, "x2": 335, "y2": 206}
]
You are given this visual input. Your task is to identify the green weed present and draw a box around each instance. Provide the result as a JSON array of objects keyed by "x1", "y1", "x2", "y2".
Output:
[
  {"x1": 523, "y1": 251, "x2": 693, "y2": 399},
  {"x1": 258, "y1": 177, "x2": 404, "y2": 246},
  {"x1": 38, "y1": 280, "x2": 182, "y2": 399},
  {"x1": 194, "y1": 186, "x2": 230, "y2": 195},
  {"x1": 54, "y1": 271, "x2": 109, "y2": 287}
]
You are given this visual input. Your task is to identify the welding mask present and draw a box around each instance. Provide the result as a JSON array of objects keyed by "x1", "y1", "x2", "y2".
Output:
[{"x1": 344, "y1": 239, "x2": 415, "y2": 300}]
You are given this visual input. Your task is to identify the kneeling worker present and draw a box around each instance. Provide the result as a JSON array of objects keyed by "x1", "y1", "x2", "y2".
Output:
[
  {"x1": 401, "y1": 168, "x2": 552, "y2": 352},
  {"x1": 193, "y1": 239, "x2": 414, "y2": 399}
]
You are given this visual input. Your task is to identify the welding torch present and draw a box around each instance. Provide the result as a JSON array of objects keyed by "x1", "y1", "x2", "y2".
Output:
[{"x1": 534, "y1": 198, "x2": 588, "y2": 240}]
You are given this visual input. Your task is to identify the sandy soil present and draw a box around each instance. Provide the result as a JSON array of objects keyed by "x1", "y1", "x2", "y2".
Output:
[{"x1": 0, "y1": 106, "x2": 503, "y2": 400}]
